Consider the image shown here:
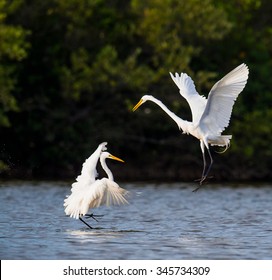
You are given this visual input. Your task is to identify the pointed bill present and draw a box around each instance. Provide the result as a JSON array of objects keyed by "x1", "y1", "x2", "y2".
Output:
[
  {"x1": 132, "y1": 99, "x2": 144, "y2": 112},
  {"x1": 109, "y1": 154, "x2": 125, "y2": 163}
]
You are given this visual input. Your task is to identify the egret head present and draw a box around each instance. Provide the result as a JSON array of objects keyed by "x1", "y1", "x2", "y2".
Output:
[
  {"x1": 132, "y1": 95, "x2": 151, "y2": 111},
  {"x1": 101, "y1": 152, "x2": 124, "y2": 163}
]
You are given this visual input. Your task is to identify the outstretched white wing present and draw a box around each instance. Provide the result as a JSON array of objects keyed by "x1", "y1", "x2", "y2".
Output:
[
  {"x1": 86, "y1": 178, "x2": 129, "y2": 208},
  {"x1": 71, "y1": 142, "x2": 107, "y2": 192},
  {"x1": 199, "y1": 63, "x2": 249, "y2": 135},
  {"x1": 64, "y1": 178, "x2": 129, "y2": 219},
  {"x1": 170, "y1": 72, "x2": 207, "y2": 123}
]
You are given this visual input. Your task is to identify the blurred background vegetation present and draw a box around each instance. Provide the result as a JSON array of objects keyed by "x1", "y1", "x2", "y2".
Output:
[{"x1": 0, "y1": 0, "x2": 272, "y2": 182}]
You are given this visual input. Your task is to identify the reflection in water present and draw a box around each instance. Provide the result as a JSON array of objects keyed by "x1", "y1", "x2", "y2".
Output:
[
  {"x1": 0, "y1": 181, "x2": 272, "y2": 259},
  {"x1": 66, "y1": 228, "x2": 145, "y2": 243},
  {"x1": 66, "y1": 229, "x2": 125, "y2": 245}
]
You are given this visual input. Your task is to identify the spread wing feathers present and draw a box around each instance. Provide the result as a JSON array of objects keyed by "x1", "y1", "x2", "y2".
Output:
[
  {"x1": 71, "y1": 142, "x2": 107, "y2": 192},
  {"x1": 169, "y1": 72, "x2": 207, "y2": 123},
  {"x1": 199, "y1": 63, "x2": 249, "y2": 135},
  {"x1": 64, "y1": 178, "x2": 129, "y2": 219}
]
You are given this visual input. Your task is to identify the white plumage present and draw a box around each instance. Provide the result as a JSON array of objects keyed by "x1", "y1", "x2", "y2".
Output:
[
  {"x1": 64, "y1": 143, "x2": 129, "y2": 224},
  {"x1": 69, "y1": 142, "x2": 107, "y2": 193},
  {"x1": 169, "y1": 72, "x2": 207, "y2": 123},
  {"x1": 199, "y1": 64, "x2": 249, "y2": 135},
  {"x1": 133, "y1": 64, "x2": 249, "y2": 188}
]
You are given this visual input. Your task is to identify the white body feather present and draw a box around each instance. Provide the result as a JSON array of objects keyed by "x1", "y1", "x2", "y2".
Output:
[
  {"x1": 169, "y1": 72, "x2": 207, "y2": 123},
  {"x1": 134, "y1": 63, "x2": 249, "y2": 184},
  {"x1": 169, "y1": 63, "x2": 249, "y2": 146},
  {"x1": 64, "y1": 143, "x2": 128, "y2": 219}
]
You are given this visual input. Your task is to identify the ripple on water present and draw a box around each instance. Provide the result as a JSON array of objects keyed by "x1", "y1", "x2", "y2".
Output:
[{"x1": 0, "y1": 182, "x2": 272, "y2": 259}]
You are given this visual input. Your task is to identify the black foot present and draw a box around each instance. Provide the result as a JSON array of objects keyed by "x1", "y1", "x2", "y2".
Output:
[
  {"x1": 193, "y1": 176, "x2": 213, "y2": 192},
  {"x1": 194, "y1": 178, "x2": 203, "y2": 183},
  {"x1": 192, "y1": 185, "x2": 201, "y2": 192},
  {"x1": 193, "y1": 177, "x2": 205, "y2": 191},
  {"x1": 84, "y1": 213, "x2": 104, "y2": 222}
]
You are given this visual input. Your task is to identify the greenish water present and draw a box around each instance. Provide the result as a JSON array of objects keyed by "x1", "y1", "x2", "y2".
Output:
[{"x1": 0, "y1": 181, "x2": 271, "y2": 259}]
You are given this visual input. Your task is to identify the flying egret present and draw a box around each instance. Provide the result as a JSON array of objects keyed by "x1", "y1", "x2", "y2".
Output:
[
  {"x1": 133, "y1": 64, "x2": 249, "y2": 190},
  {"x1": 64, "y1": 142, "x2": 129, "y2": 229}
]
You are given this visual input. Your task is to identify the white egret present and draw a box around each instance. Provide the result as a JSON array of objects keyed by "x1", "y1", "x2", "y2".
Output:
[
  {"x1": 133, "y1": 64, "x2": 249, "y2": 190},
  {"x1": 64, "y1": 142, "x2": 129, "y2": 229}
]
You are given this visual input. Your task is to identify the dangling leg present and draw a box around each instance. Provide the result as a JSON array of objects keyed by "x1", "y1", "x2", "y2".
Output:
[
  {"x1": 199, "y1": 145, "x2": 213, "y2": 185},
  {"x1": 79, "y1": 216, "x2": 93, "y2": 229},
  {"x1": 200, "y1": 140, "x2": 206, "y2": 179},
  {"x1": 193, "y1": 140, "x2": 213, "y2": 192},
  {"x1": 194, "y1": 141, "x2": 206, "y2": 189},
  {"x1": 84, "y1": 213, "x2": 104, "y2": 222}
]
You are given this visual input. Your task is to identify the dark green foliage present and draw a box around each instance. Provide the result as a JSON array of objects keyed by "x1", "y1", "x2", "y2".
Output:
[{"x1": 0, "y1": 0, "x2": 271, "y2": 181}]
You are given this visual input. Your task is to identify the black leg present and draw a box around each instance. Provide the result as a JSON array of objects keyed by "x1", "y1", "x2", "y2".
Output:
[
  {"x1": 201, "y1": 148, "x2": 207, "y2": 178},
  {"x1": 199, "y1": 148, "x2": 213, "y2": 185},
  {"x1": 193, "y1": 145, "x2": 213, "y2": 192},
  {"x1": 194, "y1": 150, "x2": 207, "y2": 179},
  {"x1": 193, "y1": 143, "x2": 207, "y2": 191},
  {"x1": 203, "y1": 147, "x2": 213, "y2": 179},
  {"x1": 79, "y1": 216, "x2": 93, "y2": 229}
]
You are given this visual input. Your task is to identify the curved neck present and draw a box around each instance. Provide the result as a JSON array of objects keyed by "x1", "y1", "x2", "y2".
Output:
[
  {"x1": 147, "y1": 96, "x2": 190, "y2": 132},
  {"x1": 100, "y1": 157, "x2": 114, "y2": 181}
]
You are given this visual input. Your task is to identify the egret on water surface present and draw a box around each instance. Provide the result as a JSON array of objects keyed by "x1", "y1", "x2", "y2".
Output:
[
  {"x1": 64, "y1": 142, "x2": 129, "y2": 229},
  {"x1": 133, "y1": 64, "x2": 249, "y2": 190}
]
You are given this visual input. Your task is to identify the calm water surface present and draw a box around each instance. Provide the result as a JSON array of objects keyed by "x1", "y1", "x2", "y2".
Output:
[{"x1": 0, "y1": 181, "x2": 271, "y2": 259}]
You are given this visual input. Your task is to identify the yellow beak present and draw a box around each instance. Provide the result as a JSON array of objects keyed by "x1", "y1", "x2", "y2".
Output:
[
  {"x1": 109, "y1": 154, "x2": 125, "y2": 163},
  {"x1": 132, "y1": 99, "x2": 144, "y2": 112}
]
